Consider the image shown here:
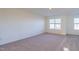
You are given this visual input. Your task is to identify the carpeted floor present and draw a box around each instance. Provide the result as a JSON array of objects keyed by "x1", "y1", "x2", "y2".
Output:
[{"x1": 0, "y1": 33, "x2": 79, "y2": 51}]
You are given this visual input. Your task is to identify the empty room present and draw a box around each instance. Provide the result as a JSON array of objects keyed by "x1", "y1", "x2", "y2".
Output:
[{"x1": 0, "y1": 8, "x2": 79, "y2": 51}]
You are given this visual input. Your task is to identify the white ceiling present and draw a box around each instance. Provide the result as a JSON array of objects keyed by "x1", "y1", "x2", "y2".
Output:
[{"x1": 25, "y1": 8, "x2": 79, "y2": 16}]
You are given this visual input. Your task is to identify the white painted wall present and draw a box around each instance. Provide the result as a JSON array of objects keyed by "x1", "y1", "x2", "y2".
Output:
[
  {"x1": 0, "y1": 9, "x2": 45, "y2": 45},
  {"x1": 67, "y1": 15, "x2": 79, "y2": 35}
]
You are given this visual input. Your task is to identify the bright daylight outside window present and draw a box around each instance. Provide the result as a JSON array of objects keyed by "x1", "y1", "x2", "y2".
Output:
[
  {"x1": 49, "y1": 18, "x2": 61, "y2": 30},
  {"x1": 74, "y1": 18, "x2": 79, "y2": 30}
]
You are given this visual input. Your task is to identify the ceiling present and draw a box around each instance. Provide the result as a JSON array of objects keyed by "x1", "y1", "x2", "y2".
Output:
[{"x1": 25, "y1": 8, "x2": 79, "y2": 16}]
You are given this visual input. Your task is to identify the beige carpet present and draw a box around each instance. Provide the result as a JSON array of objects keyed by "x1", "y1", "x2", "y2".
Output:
[{"x1": 0, "y1": 33, "x2": 79, "y2": 51}]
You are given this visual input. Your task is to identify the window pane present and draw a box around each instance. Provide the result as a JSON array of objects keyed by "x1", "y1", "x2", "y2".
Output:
[
  {"x1": 55, "y1": 19, "x2": 61, "y2": 23},
  {"x1": 55, "y1": 24, "x2": 61, "y2": 29},
  {"x1": 49, "y1": 19, "x2": 54, "y2": 23},
  {"x1": 50, "y1": 24, "x2": 54, "y2": 29},
  {"x1": 74, "y1": 18, "x2": 79, "y2": 23},
  {"x1": 74, "y1": 24, "x2": 79, "y2": 30}
]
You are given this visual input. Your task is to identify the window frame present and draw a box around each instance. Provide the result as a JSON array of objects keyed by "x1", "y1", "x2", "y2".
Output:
[
  {"x1": 49, "y1": 18, "x2": 61, "y2": 30},
  {"x1": 74, "y1": 18, "x2": 79, "y2": 30}
]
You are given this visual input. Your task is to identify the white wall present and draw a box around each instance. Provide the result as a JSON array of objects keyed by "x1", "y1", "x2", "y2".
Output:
[
  {"x1": 67, "y1": 15, "x2": 79, "y2": 35},
  {"x1": 0, "y1": 9, "x2": 45, "y2": 45}
]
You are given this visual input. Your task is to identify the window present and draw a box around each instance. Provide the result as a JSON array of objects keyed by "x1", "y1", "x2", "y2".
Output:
[
  {"x1": 74, "y1": 18, "x2": 79, "y2": 30},
  {"x1": 49, "y1": 18, "x2": 61, "y2": 30}
]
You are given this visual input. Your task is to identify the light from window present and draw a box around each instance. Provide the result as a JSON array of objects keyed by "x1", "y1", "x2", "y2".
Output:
[
  {"x1": 49, "y1": 18, "x2": 61, "y2": 30},
  {"x1": 55, "y1": 24, "x2": 61, "y2": 29},
  {"x1": 63, "y1": 47, "x2": 69, "y2": 51},
  {"x1": 49, "y1": 19, "x2": 54, "y2": 23},
  {"x1": 50, "y1": 24, "x2": 54, "y2": 29},
  {"x1": 55, "y1": 19, "x2": 61, "y2": 23},
  {"x1": 74, "y1": 18, "x2": 79, "y2": 30}
]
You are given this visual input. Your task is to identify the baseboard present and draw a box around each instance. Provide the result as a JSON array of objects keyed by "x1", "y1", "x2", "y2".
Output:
[
  {"x1": 66, "y1": 34, "x2": 79, "y2": 36},
  {"x1": 45, "y1": 32, "x2": 67, "y2": 35}
]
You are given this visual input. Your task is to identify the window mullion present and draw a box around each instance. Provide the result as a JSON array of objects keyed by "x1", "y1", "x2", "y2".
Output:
[
  {"x1": 54, "y1": 19, "x2": 55, "y2": 29},
  {"x1": 49, "y1": 18, "x2": 61, "y2": 30}
]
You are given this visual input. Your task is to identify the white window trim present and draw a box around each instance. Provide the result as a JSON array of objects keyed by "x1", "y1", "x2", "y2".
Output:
[
  {"x1": 49, "y1": 18, "x2": 61, "y2": 30},
  {"x1": 74, "y1": 18, "x2": 79, "y2": 30}
]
